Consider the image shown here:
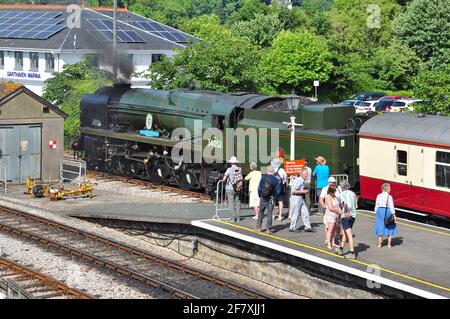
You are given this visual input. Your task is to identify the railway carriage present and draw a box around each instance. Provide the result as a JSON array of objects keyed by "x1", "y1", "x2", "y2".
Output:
[{"x1": 358, "y1": 113, "x2": 450, "y2": 218}]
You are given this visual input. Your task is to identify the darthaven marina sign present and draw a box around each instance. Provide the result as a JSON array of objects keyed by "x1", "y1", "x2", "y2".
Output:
[{"x1": 6, "y1": 71, "x2": 41, "y2": 79}]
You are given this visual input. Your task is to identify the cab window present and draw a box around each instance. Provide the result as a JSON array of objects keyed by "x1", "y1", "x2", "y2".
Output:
[
  {"x1": 436, "y1": 151, "x2": 450, "y2": 188},
  {"x1": 397, "y1": 150, "x2": 407, "y2": 176}
]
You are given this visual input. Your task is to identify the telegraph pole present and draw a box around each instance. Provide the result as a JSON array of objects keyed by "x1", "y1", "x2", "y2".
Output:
[{"x1": 112, "y1": 0, "x2": 118, "y2": 81}]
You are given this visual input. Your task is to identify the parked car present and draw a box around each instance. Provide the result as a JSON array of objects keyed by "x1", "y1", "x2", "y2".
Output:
[
  {"x1": 354, "y1": 100, "x2": 379, "y2": 113},
  {"x1": 374, "y1": 98, "x2": 397, "y2": 112},
  {"x1": 340, "y1": 99, "x2": 359, "y2": 106},
  {"x1": 391, "y1": 99, "x2": 425, "y2": 112},
  {"x1": 349, "y1": 92, "x2": 386, "y2": 101},
  {"x1": 378, "y1": 95, "x2": 410, "y2": 101}
]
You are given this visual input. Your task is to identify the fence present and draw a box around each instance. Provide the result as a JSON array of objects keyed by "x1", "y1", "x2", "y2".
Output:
[
  {"x1": 59, "y1": 158, "x2": 87, "y2": 183},
  {"x1": 212, "y1": 179, "x2": 250, "y2": 220}
]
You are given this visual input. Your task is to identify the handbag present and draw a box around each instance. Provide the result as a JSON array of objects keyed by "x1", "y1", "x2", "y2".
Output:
[{"x1": 384, "y1": 195, "x2": 396, "y2": 227}]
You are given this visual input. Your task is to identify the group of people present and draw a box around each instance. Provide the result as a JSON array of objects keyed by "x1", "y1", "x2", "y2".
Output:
[{"x1": 223, "y1": 155, "x2": 398, "y2": 259}]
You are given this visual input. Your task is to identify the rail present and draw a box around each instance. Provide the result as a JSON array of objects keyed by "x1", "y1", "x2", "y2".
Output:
[
  {"x1": 0, "y1": 257, "x2": 93, "y2": 299},
  {"x1": 0, "y1": 206, "x2": 269, "y2": 299}
]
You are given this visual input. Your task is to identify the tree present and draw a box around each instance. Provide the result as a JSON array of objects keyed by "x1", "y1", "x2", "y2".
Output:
[
  {"x1": 256, "y1": 31, "x2": 333, "y2": 95},
  {"x1": 393, "y1": 0, "x2": 450, "y2": 68},
  {"x1": 412, "y1": 66, "x2": 450, "y2": 115},
  {"x1": 143, "y1": 19, "x2": 260, "y2": 92},
  {"x1": 369, "y1": 42, "x2": 422, "y2": 91},
  {"x1": 230, "y1": 13, "x2": 285, "y2": 48},
  {"x1": 43, "y1": 60, "x2": 111, "y2": 147}
]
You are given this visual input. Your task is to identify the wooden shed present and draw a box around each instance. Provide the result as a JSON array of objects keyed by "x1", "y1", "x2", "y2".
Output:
[{"x1": 0, "y1": 82, "x2": 67, "y2": 183}]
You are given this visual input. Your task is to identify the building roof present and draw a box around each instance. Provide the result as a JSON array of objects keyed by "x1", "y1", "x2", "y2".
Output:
[
  {"x1": 0, "y1": 81, "x2": 67, "y2": 118},
  {"x1": 359, "y1": 112, "x2": 450, "y2": 147},
  {"x1": 0, "y1": 4, "x2": 193, "y2": 52}
]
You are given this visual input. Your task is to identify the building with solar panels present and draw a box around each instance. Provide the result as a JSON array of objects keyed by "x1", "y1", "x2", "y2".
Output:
[{"x1": 0, "y1": 4, "x2": 196, "y2": 95}]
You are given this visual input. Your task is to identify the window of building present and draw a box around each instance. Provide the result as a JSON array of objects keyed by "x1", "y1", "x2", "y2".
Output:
[
  {"x1": 14, "y1": 51, "x2": 23, "y2": 70},
  {"x1": 151, "y1": 54, "x2": 164, "y2": 63},
  {"x1": 0, "y1": 51, "x2": 4, "y2": 69},
  {"x1": 436, "y1": 151, "x2": 450, "y2": 188},
  {"x1": 397, "y1": 150, "x2": 407, "y2": 176},
  {"x1": 45, "y1": 53, "x2": 55, "y2": 72},
  {"x1": 29, "y1": 52, "x2": 39, "y2": 71}
]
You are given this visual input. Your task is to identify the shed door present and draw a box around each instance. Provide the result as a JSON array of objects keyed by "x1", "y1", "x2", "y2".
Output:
[{"x1": 0, "y1": 125, "x2": 41, "y2": 183}]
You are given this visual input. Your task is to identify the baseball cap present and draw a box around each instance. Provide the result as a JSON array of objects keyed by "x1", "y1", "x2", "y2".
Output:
[{"x1": 328, "y1": 177, "x2": 337, "y2": 183}]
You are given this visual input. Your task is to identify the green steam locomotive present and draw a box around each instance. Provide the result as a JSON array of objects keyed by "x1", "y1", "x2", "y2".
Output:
[{"x1": 78, "y1": 83, "x2": 362, "y2": 194}]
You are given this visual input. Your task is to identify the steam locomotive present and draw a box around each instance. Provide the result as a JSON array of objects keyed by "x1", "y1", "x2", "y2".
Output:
[{"x1": 77, "y1": 83, "x2": 362, "y2": 195}]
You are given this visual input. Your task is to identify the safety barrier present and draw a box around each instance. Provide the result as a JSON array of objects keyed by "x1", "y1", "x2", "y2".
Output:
[
  {"x1": 59, "y1": 158, "x2": 87, "y2": 183},
  {"x1": 311, "y1": 174, "x2": 349, "y2": 206},
  {"x1": 0, "y1": 166, "x2": 7, "y2": 194},
  {"x1": 212, "y1": 180, "x2": 249, "y2": 220}
]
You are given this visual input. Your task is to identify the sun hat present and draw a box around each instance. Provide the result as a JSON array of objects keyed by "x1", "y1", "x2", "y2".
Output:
[
  {"x1": 315, "y1": 156, "x2": 326, "y2": 164},
  {"x1": 228, "y1": 156, "x2": 239, "y2": 164},
  {"x1": 328, "y1": 177, "x2": 337, "y2": 183},
  {"x1": 271, "y1": 158, "x2": 281, "y2": 169}
]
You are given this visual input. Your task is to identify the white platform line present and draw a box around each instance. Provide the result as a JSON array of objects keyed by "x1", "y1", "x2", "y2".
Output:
[{"x1": 192, "y1": 220, "x2": 446, "y2": 299}]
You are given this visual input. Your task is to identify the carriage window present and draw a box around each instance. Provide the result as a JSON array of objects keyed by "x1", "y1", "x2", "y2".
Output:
[
  {"x1": 397, "y1": 150, "x2": 407, "y2": 176},
  {"x1": 436, "y1": 151, "x2": 450, "y2": 188}
]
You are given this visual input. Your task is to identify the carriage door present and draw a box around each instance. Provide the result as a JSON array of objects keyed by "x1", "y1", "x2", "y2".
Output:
[
  {"x1": 394, "y1": 144, "x2": 409, "y2": 185},
  {"x1": 408, "y1": 146, "x2": 424, "y2": 187}
]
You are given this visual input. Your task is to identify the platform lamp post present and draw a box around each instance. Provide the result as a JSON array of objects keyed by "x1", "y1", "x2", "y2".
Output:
[{"x1": 283, "y1": 90, "x2": 303, "y2": 160}]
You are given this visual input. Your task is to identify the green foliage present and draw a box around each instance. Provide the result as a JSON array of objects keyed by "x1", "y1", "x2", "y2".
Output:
[
  {"x1": 144, "y1": 21, "x2": 259, "y2": 92},
  {"x1": 230, "y1": 13, "x2": 285, "y2": 48},
  {"x1": 43, "y1": 61, "x2": 111, "y2": 147},
  {"x1": 369, "y1": 42, "x2": 422, "y2": 91},
  {"x1": 256, "y1": 31, "x2": 333, "y2": 95},
  {"x1": 412, "y1": 66, "x2": 450, "y2": 115},
  {"x1": 393, "y1": 0, "x2": 450, "y2": 69}
]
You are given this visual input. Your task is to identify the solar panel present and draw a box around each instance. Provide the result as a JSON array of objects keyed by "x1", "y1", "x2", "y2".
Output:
[
  {"x1": 0, "y1": 11, "x2": 65, "y2": 40},
  {"x1": 129, "y1": 20, "x2": 194, "y2": 43},
  {"x1": 87, "y1": 19, "x2": 145, "y2": 43}
]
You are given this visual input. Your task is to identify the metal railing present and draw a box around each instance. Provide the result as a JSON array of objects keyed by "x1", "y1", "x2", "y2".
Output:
[
  {"x1": 59, "y1": 158, "x2": 87, "y2": 184},
  {"x1": 310, "y1": 174, "x2": 349, "y2": 206},
  {"x1": 0, "y1": 166, "x2": 7, "y2": 194},
  {"x1": 212, "y1": 179, "x2": 249, "y2": 220}
]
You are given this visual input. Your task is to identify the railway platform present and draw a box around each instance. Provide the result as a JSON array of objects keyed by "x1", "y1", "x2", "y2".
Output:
[{"x1": 192, "y1": 210, "x2": 450, "y2": 299}]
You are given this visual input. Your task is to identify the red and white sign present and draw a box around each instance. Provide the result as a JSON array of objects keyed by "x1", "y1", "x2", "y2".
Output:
[
  {"x1": 49, "y1": 140, "x2": 57, "y2": 149},
  {"x1": 284, "y1": 160, "x2": 306, "y2": 176}
]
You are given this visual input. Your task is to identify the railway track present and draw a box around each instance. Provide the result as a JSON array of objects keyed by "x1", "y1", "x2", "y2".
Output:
[
  {"x1": 0, "y1": 206, "x2": 269, "y2": 299},
  {"x1": 87, "y1": 170, "x2": 213, "y2": 203},
  {"x1": 0, "y1": 257, "x2": 92, "y2": 299}
]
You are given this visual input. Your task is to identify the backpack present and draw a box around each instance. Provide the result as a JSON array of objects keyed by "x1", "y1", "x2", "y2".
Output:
[
  {"x1": 232, "y1": 167, "x2": 244, "y2": 192},
  {"x1": 274, "y1": 168, "x2": 285, "y2": 193},
  {"x1": 261, "y1": 176, "x2": 274, "y2": 199}
]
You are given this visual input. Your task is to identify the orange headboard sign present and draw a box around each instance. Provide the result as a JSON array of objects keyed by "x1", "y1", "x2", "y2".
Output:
[{"x1": 284, "y1": 160, "x2": 306, "y2": 176}]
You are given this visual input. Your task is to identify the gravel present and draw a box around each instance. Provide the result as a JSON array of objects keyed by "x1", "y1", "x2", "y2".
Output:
[
  {"x1": 0, "y1": 197, "x2": 302, "y2": 299},
  {"x1": 0, "y1": 232, "x2": 171, "y2": 299}
]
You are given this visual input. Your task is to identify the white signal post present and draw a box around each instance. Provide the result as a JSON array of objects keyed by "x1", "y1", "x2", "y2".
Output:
[
  {"x1": 313, "y1": 80, "x2": 319, "y2": 102},
  {"x1": 283, "y1": 90, "x2": 303, "y2": 160}
]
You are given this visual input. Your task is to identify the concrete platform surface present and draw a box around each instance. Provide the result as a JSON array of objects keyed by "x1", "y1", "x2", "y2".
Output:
[
  {"x1": 192, "y1": 211, "x2": 450, "y2": 299},
  {"x1": 0, "y1": 184, "x2": 218, "y2": 224}
]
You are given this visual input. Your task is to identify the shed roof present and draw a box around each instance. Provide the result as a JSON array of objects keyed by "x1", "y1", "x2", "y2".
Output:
[
  {"x1": 0, "y1": 82, "x2": 67, "y2": 118},
  {"x1": 359, "y1": 113, "x2": 450, "y2": 147}
]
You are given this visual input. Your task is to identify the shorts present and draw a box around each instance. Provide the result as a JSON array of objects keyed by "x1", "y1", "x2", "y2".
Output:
[
  {"x1": 341, "y1": 216, "x2": 355, "y2": 230},
  {"x1": 249, "y1": 191, "x2": 260, "y2": 208},
  {"x1": 324, "y1": 212, "x2": 339, "y2": 225}
]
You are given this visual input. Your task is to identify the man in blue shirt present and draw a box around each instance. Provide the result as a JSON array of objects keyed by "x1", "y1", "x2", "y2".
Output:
[
  {"x1": 256, "y1": 166, "x2": 281, "y2": 234},
  {"x1": 313, "y1": 156, "x2": 330, "y2": 210}
]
